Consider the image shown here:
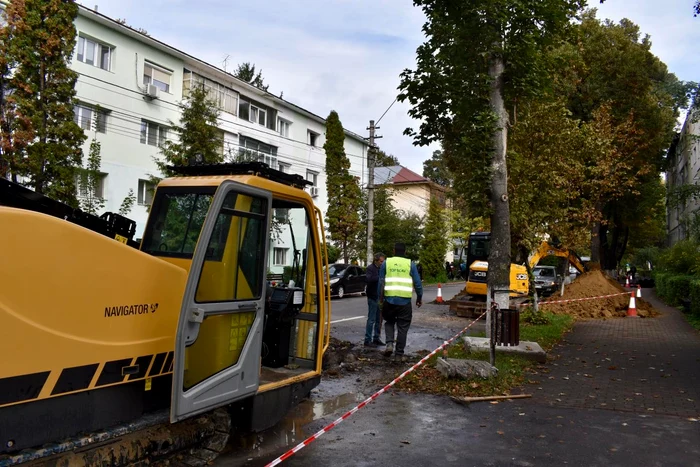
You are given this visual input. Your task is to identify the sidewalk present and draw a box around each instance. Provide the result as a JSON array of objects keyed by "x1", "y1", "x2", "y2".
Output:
[{"x1": 532, "y1": 289, "x2": 700, "y2": 418}]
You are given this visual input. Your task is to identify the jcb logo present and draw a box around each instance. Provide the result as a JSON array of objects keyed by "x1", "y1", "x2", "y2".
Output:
[
  {"x1": 516, "y1": 274, "x2": 528, "y2": 281},
  {"x1": 473, "y1": 271, "x2": 487, "y2": 277}
]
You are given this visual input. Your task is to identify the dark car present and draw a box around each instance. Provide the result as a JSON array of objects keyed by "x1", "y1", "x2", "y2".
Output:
[
  {"x1": 324, "y1": 263, "x2": 366, "y2": 298},
  {"x1": 533, "y1": 265, "x2": 562, "y2": 297}
]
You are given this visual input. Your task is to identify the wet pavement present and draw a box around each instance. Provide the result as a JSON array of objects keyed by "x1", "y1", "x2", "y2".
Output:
[{"x1": 213, "y1": 288, "x2": 700, "y2": 467}]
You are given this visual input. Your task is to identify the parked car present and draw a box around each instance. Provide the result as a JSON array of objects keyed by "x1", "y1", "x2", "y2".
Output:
[
  {"x1": 324, "y1": 263, "x2": 367, "y2": 298},
  {"x1": 533, "y1": 265, "x2": 562, "y2": 297}
]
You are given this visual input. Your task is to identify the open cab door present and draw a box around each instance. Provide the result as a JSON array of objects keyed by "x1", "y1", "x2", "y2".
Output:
[{"x1": 171, "y1": 181, "x2": 271, "y2": 422}]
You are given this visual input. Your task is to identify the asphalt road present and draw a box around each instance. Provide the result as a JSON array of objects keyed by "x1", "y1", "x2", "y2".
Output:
[{"x1": 328, "y1": 282, "x2": 470, "y2": 350}]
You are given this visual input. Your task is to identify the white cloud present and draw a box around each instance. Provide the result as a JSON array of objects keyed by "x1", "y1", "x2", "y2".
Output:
[{"x1": 90, "y1": 0, "x2": 699, "y2": 174}]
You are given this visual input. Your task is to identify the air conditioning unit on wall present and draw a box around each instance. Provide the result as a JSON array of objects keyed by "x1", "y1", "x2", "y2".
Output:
[
  {"x1": 310, "y1": 186, "x2": 319, "y2": 198},
  {"x1": 145, "y1": 84, "x2": 160, "y2": 99}
]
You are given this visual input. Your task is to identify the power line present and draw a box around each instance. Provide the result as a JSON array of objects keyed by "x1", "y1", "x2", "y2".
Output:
[{"x1": 375, "y1": 97, "x2": 397, "y2": 125}]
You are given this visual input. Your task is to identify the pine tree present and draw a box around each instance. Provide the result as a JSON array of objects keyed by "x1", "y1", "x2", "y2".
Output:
[
  {"x1": 233, "y1": 62, "x2": 269, "y2": 91},
  {"x1": 420, "y1": 196, "x2": 449, "y2": 280},
  {"x1": 324, "y1": 110, "x2": 362, "y2": 264},
  {"x1": 118, "y1": 189, "x2": 136, "y2": 217},
  {"x1": 153, "y1": 81, "x2": 223, "y2": 179},
  {"x1": 0, "y1": 0, "x2": 86, "y2": 205}
]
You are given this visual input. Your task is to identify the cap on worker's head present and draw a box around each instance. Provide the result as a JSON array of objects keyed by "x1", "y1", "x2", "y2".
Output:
[{"x1": 394, "y1": 242, "x2": 406, "y2": 256}]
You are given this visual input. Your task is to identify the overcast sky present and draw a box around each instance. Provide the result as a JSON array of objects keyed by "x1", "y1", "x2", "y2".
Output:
[{"x1": 90, "y1": 0, "x2": 700, "y2": 175}]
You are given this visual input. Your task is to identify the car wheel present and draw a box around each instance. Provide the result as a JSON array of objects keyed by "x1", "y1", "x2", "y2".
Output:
[{"x1": 338, "y1": 286, "x2": 345, "y2": 299}]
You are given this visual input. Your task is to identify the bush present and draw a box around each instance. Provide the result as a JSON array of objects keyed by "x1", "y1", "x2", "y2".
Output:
[
  {"x1": 521, "y1": 307, "x2": 551, "y2": 325},
  {"x1": 690, "y1": 280, "x2": 700, "y2": 316},
  {"x1": 657, "y1": 240, "x2": 700, "y2": 275},
  {"x1": 424, "y1": 271, "x2": 448, "y2": 284},
  {"x1": 655, "y1": 272, "x2": 695, "y2": 306}
]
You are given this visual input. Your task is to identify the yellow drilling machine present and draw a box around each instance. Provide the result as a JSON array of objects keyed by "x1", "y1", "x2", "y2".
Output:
[{"x1": 0, "y1": 162, "x2": 332, "y2": 466}]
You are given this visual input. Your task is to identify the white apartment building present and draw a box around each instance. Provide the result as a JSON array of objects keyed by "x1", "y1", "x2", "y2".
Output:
[
  {"x1": 666, "y1": 109, "x2": 700, "y2": 246},
  {"x1": 12, "y1": 4, "x2": 368, "y2": 273}
]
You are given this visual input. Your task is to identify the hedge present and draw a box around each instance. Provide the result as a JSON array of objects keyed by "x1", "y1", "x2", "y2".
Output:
[
  {"x1": 691, "y1": 280, "x2": 700, "y2": 315},
  {"x1": 654, "y1": 272, "x2": 696, "y2": 307}
]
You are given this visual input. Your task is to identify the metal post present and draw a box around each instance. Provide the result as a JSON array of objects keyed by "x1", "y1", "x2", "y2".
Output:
[{"x1": 366, "y1": 120, "x2": 380, "y2": 265}]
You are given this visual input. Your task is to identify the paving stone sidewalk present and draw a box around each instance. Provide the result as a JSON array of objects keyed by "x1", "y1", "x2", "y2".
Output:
[{"x1": 531, "y1": 289, "x2": 700, "y2": 418}]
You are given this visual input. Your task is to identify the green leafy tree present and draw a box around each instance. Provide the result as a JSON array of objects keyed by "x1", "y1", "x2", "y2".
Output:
[
  {"x1": 422, "y1": 149, "x2": 452, "y2": 187},
  {"x1": 77, "y1": 138, "x2": 105, "y2": 215},
  {"x1": 420, "y1": 196, "x2": 449, "y2": 279},
  {"x1": 153, "y1": 82, "x2": 223, "y2": 180},
  {"x1": 118, "y1": 188, "x2": 136, "y2": 217},
  {"x1": 398, "y1": 0, "x2": 583, "y2": 311},
  {"x1": 233, "y1": 62, "x2": 269, "y2": 92},
  {"x1": 374, "y1": 148, "x2": 399, "y2": 167},
  {"x1": 0, "y1": 0, "x2": 86, "y2": 205},
  {"x1": 324, "y1": 110, "x2": 362, "y2": 263}
]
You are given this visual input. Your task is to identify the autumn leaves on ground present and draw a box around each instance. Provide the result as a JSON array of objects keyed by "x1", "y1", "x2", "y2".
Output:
[{"x1": 395, "y1": 270, "x2": 659, "y2": 398}]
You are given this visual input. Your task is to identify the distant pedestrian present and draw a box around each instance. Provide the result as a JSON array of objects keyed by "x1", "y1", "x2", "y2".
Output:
[
  {"x1": 378, "y1": 242, "x2": 423, "y2": 361},
  {"x1": 364, "y1": 252, "x2": 385, "y2": 348}
]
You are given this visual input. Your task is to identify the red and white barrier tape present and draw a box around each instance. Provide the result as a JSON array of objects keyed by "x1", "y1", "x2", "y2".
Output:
[
  {"x1": 264, "y1": 310, "x2": 488, "y2": 467},
  {"x1": 520, "y1": 292, "x2": 630, "y2": 307}
]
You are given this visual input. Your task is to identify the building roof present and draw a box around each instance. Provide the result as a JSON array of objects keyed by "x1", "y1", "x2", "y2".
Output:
[
  {"x1": 75, "y1": 4, "x2": 368, "y2": 145},
  {"x1": 375, "y1": 165, "x2": 449, "y2": 190}
]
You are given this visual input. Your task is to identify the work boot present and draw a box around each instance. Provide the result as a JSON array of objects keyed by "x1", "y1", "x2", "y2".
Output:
[
  {"x1": 383, "y1": 342, "x2": 394, "y2": 357},
  {"x1": 364, "y1": 341, "x2": 377, "y2": 348},
  {"x1": 373, "y1": 338, "x2": 385, "y2": 346}
]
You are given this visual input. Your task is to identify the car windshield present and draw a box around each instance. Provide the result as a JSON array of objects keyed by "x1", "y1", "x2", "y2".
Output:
[
  {"x1": 325, "y1": 265, "x2": 346, "y2": 277},
  {"x1": 536, "y1": 268, "x2": 555, "y2": 277}
]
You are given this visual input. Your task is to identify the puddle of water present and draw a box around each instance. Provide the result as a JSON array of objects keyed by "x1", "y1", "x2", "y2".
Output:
[{"x1": 220, "y1": 392, "x2": 365, "y2": 465}]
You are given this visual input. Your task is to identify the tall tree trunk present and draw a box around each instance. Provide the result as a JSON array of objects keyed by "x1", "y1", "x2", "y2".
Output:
[
  {"x1": 589, "y1": 201, "x2": 604, "y2": 267},
  {"x1": 486, "y1": 51, "x2": 511, "y2": 337}
]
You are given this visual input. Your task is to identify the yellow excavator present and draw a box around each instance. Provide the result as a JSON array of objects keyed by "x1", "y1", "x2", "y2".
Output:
[
  {"x1": 452, "y1": 233, "x2": 586, "y2": 317},
  {"x1": 0, "y1": 162, "x2": 331, "y2": 466}
]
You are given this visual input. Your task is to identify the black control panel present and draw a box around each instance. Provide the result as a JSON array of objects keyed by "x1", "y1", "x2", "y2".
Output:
[{"x1": 262, "y1": 286, "x2": 303, "y2": 368}]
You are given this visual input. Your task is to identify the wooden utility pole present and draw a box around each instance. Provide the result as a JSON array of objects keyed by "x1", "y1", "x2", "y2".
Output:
[{"x1": 366, "y1": 119, "x2": 381, "y2": 265}]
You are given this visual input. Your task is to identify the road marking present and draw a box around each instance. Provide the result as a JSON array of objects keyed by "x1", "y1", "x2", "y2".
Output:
[{"x1": 330, "y1": 316, "x2": 365, "y2": 324}]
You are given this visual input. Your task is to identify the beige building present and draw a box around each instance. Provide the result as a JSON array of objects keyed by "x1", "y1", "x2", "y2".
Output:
[
  {"x1": 374, "y1": 165, "x2": 455, "y2": 261},
  {"x1": 666, "y1": 109, "x2": 700, "y2": 246}
]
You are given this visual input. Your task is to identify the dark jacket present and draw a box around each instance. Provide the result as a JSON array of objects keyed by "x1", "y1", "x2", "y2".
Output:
[{"x1": 365, "y1": 262, "x2": 380, "y2": 300}]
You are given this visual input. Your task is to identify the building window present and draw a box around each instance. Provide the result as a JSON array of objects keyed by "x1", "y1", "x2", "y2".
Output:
[
  {"x1": 137, "y1": 179, "x2": 156, "y2": 206},
  {"x1": 278, "y1": 162, "x2": 291, "y2": 173},
  {"x1": 74, "y1": 104, "x2": 109, "y2": 133},
  {"x1": 143, "y1": 62, "x2": 172, "y2": 93},
  {"x1": 237, "y1": 135, "x2": 277, "y2": 169},
  {"x1": 238, "y1": 96, "x2": 277, "y2": 130},
  {"x1": 250, "y1": 105, "x2": 266, "y2": 127},
  {"x1": 274, "y1": 208, "x2": 289, "y2": 222},
  {"x1": 77, "y1": 35, "x2": 112, "y2": 71},
  {"x1": 140, "y1": 119, "x2": 167, "y2": 146},
  {"x1": 306, "y1": 170, "x2": 318, "y2": 186},
  {"x1": 278, "y1": 118, "x2": 290, "y2": 138},
  {"x1": 183, "y1": 70, "x2": 239, "y2": 115},
  {"x1": 273, "y1": 247, "x2": 288, "y2": 266},
  {"x1": 75, "y1": 171, "x2": 106, "y2": 199},
  {"x1": 308, "y1": 130, "x2": 319, "y2": 147}
]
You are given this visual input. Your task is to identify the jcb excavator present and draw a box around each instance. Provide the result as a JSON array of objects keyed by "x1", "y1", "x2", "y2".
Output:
[
  {"x1": 451, "y1": 233, "x2": 587, "y2": 317},
  {"x1": 0, "y1": 162, "x2": 331, "y2": 466}
]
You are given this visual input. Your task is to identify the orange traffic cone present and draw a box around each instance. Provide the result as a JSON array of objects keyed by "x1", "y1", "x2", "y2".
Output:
[
  {"x1": 637, "y1": 285, "x2": 642, "y2": 298},
  {"x1": 627, "y1": 291, "x2": 638, "y2": 318},
  {"x1": 625, "y1": 276, "x2": 630, "y2": 287},
  {"x1": 436, "y1": 283, "x2": 443, "y2": 303}
]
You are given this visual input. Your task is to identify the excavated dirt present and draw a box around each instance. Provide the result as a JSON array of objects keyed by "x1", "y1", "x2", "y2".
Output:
[{"x1": 539, "y1": 270, "x2": 658, "y2": 319}]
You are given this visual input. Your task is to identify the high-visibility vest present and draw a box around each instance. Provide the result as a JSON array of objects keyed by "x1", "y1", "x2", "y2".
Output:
[{"x1": 384, "y1": 257, "x2": 413, "y2": 298}]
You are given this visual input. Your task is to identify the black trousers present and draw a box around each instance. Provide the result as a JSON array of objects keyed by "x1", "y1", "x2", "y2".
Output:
[{"x1": 382, "y1": 301, "x2": 413, "y2": 355}]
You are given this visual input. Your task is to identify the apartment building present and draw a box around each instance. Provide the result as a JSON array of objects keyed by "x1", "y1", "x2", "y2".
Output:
[
  {"x1": 1, "y1": 4, "x2": 369, "y2": 272},
  {"x1": 666, "y1": 109, "x2": 700, "y2": 246}
]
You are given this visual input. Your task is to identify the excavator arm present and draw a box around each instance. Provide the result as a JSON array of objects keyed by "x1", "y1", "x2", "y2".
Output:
[{"x1": 528, "y1": 241, "x2": 588, "y2": 273}]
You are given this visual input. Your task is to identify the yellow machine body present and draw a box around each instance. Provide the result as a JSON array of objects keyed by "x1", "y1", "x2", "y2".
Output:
[{"x1": 465, "y1": 260, "x2": 529, "y2": 297}]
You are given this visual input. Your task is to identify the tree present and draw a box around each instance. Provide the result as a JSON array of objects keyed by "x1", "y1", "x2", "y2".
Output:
[
  {"x1": 324, "y1": 110, "x2": 363, "y2": 263},
  {"x1": 0, "y1": 0, "x2": 86, "y2": 205},
  {"x1": 422, "y1": 149, "x2": 452, "y2": 187},
  {"x1": 153, "y1": 81, "x2": 223, "y2": 179},
  {"x1": 374, "y1": 148, "x2": 399, "y2": 167},
  {"x1": 420, "y1": 196, "x2": 449, "y2": 279},
  {"x1": 398, "y1": 0, "x2": 583, "y2": 312},
  {"x1": 118, "y1": 189, "x2": 136, "y2": 217},
  {"x1": 233, "y1": 62, "x2": 269, "y2": 92},
  {"x1": 77, "y1": 138, "x2": 105, "y2": 215}
]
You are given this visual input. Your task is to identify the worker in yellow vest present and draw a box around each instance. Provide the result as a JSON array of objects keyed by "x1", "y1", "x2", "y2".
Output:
[{"x1": 378, "y1": 242, "x2": 423, "y2": 361}]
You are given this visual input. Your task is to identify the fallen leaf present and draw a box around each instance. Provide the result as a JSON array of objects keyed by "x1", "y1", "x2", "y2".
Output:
[
  {"x1": 539, "y1": 434, "x2": 546, "y2": 438},
  {"x1": 497, "y1": 431, "x2": 504, "y2": 435},
  {"x1": 647, "y1": 408, "x2": 655, "y2": 411},
  {"x1": 622, "y1": 423, "x2": 628, "y2": 426},
  {"x1": 584, "y1": 374, "x2": 593, "y2": 378},
  {"x1": 470, "y1": 382, "x2": 480, "y2": 389},
  {"x1": 401, "y1": 440, "x2": 411, "y2": 445},
  {"x1": 490, "y1": 401, "x2": 499, "y2": 405},
  {"x1": 608, "y1": 366, "x2": 617, "y2": 370},
  {"x1": 519, "y1": 413, "x2": 525, "y2": 416}
]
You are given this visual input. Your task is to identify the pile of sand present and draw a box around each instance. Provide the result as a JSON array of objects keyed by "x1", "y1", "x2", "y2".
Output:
[{"x1": 538, "y1": 270, "x2": 657, "y2": 319}]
